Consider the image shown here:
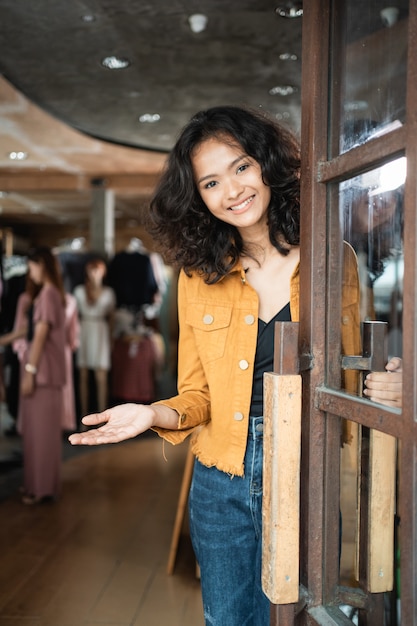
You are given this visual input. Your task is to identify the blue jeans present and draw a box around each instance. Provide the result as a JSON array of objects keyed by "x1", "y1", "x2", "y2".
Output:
[{"x1": 189, "y1": 416, "x2": 270, "y2": 626}]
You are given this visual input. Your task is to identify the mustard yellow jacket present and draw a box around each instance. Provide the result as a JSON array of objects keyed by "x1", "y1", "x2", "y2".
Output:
[{"x1": 154, "y1": 243, "x2": 360, "y2": 476}]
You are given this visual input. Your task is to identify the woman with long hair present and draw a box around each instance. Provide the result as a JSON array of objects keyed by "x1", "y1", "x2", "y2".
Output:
[
  {"x1": 69, "y1": 106, "x2": 402, "y2": 624},
  {"x1": 20, "y1": 246, "x2": 66, "y2": 505}
]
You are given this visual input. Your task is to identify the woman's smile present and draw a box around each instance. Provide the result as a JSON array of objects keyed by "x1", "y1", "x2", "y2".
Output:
[{"x1": 228, "y1": 194, "x2": 255, "y2": 212}]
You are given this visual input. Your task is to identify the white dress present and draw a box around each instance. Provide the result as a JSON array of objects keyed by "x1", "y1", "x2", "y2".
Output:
[{"x1": 74, "y1": 285, "x2": 115, "y2": 370}]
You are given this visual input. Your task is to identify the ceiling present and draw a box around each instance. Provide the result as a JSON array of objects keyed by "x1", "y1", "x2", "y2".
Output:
[
  {"x1": 1, "y1": 0, "x2": 304, "y2": 152},
  {"x1": 0, "y1": 0, "x2": 409, "y2": 251}
]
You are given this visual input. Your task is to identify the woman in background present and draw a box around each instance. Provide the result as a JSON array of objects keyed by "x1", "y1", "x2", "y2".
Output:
[
  {"x1": 20, "y1": 247, "x2": 66, "y2": 505},
  {"x1": 74, "y1": 258, "x2": 115, "y2": 416}
]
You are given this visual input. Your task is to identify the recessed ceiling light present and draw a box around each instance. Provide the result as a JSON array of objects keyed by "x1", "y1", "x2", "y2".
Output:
[
  {"x1": 269, "y1": 85, "x2": 298, "y2": 96},
  {"x1": 188, "y1": 14, "x2": 208, "y2": 33},
  {"x1": 8, "y1": 151, "x2": 28, "y2": 160},
  {"x1": 81, "y1": 14, "x2": 95, "y2": 22},
  {"x1": 275, "y1": 3, "x2": 303, "y2": 18},
  {"x1": 279, "y1": 52, "x2": 298, "y2": 61},
  {"x1": 139, "y1": 113, "x2": 161, "y2": 123},
  {"x1": 101, "y1": 56, "x2": 131, "y2": 70}
]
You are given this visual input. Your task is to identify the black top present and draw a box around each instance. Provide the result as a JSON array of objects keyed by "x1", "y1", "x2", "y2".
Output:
[{"x1": 249, "y1": 302, "x2": 291, "y2": 417}]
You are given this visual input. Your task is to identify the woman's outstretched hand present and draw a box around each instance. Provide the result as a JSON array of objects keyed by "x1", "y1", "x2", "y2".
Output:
[
  {"x1": 68, "y1": 403, "x2": 167, "y2": 445},
  {"x1": 364, "y1": 356, "x2": 403, "y2": 408}
]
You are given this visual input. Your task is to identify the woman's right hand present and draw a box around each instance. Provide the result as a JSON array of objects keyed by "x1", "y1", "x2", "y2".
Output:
[{"x1": 68, "y1": 403, "x2": 177, "y2": 445}]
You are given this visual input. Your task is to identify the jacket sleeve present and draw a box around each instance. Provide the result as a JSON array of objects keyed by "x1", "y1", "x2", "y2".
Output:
[{"x1": 152, "y1": 270, "x2": 211, "y2": 445}]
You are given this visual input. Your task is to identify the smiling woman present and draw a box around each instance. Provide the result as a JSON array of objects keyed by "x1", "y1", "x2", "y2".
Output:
[
  {"x1": 68, "y1": 106, "x2": 403, "y2": 626},
  {"x1": 69, "y1": 105, "x2": 302, "y2": 625}
]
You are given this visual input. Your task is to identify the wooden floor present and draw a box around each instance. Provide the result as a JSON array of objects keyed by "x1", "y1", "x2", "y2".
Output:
[
  {"x1": 0, "y1": 432, "x2": 204, "y2": 626},
  {"x1": 0, "y1": 405, "x2": 358, "y2": 626}
]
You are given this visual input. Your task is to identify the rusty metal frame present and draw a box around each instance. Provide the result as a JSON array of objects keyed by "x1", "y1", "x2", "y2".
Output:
[{"x1": 269, "y1": 0, "x2": 416, "y2": 624}]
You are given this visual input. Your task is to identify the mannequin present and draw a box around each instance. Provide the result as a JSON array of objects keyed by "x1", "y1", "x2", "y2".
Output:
[{"x1": 74, "y1": 258, "x2": 115, "y2": 416}]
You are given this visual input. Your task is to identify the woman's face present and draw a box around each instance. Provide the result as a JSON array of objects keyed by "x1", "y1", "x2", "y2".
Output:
[
  {"x1": 192, "y1": 137, "x2": 271, "y2": 237},
  {"x1": 28, "y1": 260, "x2": 44, "y2": 285},
  {"x1": 87, "y1": 263, "x2": 106, "y2": 283}
]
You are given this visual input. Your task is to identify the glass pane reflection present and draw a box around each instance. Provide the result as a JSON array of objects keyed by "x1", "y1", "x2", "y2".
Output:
[
  {"x1": 338, "y1": 161, "x2": 403, "y2": 616},
  {"x1": 340, "y1": 159, "x2": 405, "y2": 358},
  {"x1": 333, "y1": 0, "x2": 408, "y2": 154}
]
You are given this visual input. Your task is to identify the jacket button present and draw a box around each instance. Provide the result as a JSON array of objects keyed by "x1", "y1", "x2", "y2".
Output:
[
  {"x1": 244, "y1": 314, "x2": 255, "y2": 325},
  {"x1": 234, "y1": 412, "x2": 244, "y2": 421},
  {"x1": 180, "y1": 414, "x2": 186, "y2": 424},
  {"x1": 203, "y1": 314, "x2": 214, "y2": 325},
  {"x1": 239, "y1": 359, "x2": 249, "y2": 370}
]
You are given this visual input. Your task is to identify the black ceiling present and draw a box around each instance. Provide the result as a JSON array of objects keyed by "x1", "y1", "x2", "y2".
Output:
[
  {"x1": 0, "y1": 0, "x2": 304, "y2": 153},
  {"x1": 0, "y1": 0, "x2": 410, "y2": 154}
]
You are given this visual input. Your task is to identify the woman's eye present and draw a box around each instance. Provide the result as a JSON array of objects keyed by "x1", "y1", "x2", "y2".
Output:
[
  {"x1": 204, "y1": 180, "x2": 217, "y2": 189},
  {"x1": 237, "y1": 163, "x2": 250, "y2": 174}
]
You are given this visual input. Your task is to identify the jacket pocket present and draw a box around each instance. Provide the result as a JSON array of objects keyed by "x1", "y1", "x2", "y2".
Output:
[{"x1": 186, "y1": 303, "x2": 232, "y2": 363}]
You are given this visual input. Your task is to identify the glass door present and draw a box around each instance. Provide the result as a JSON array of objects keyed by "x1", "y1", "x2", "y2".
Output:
[{"x1": 265, "y1": 0, "x2": 416, "y2": 624}]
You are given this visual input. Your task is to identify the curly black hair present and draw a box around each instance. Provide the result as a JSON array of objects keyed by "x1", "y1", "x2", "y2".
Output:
[{"x1": 147, "y1": 106, "x2": 300, "y2": 283}]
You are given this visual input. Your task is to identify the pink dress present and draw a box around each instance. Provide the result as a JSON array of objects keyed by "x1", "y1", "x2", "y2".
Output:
[{"x1": 19, "y1": 284, "x2": 66, "y2": 500}]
